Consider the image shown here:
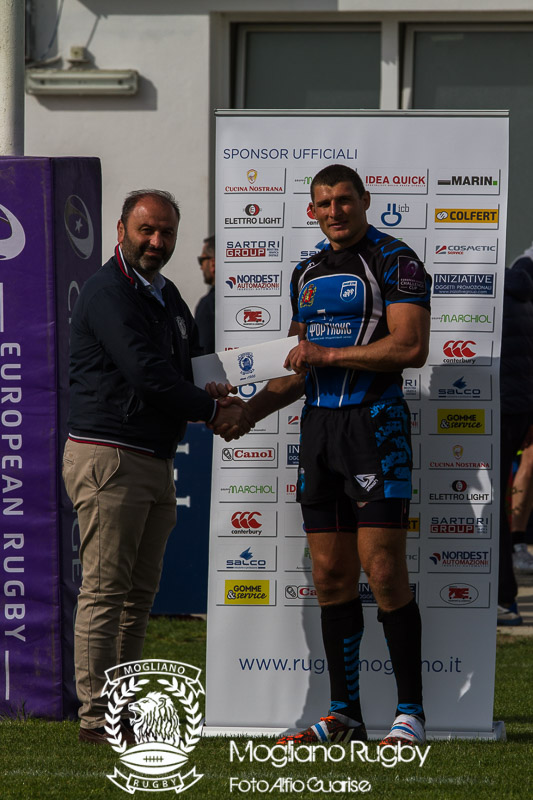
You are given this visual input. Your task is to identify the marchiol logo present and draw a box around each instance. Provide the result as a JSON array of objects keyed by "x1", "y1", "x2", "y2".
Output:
[{"x1": 101, "y1": 660, "x2": 204, "y2": 794}]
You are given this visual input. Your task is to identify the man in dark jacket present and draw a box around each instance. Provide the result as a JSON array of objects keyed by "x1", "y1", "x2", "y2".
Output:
[
  {"x1": 498, "y1": 251, "x2": 533, "y2": 624},
  {"x1": 194, "y1": 234, "x2": 215, "y2": 354},
  {"x1": 63, "y1": 190, "x2": 251, "y2": 742}
]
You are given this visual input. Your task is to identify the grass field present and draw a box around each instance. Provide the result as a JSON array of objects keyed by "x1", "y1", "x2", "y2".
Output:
[{"x1": 1, "y1": 618, "x2": 531, "y2": 800}]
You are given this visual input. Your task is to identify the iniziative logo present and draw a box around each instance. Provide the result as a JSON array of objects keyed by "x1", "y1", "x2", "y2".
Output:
[{"x1": 102, "y1": 659, "x2": 204, "y2": 794}]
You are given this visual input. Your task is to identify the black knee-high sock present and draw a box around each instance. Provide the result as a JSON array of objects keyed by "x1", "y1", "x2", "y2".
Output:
[
  {"x1": 378, "y1": 598, "x2": 425, "y2": 721},
  {"x1": 321, "y1": 597, "x2": 364, "y2": 724}
]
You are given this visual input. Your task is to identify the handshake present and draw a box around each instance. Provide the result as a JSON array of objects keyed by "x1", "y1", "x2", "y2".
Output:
[{"x1": 205, "y1": 382, "x2": 255, "y2": 442}]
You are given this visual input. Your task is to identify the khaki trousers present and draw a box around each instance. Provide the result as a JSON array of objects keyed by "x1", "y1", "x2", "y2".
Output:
[{"x1": 62, "y1": 440, "x2": 177, "y2": 729}]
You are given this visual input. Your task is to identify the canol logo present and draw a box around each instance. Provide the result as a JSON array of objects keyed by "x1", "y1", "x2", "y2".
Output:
[
  {"x1": 222, "y1": 447, "x2": 276, "y2": 463},
  {"x1": 64, "y1": 195, "x2": 95, "y2": 259},
  {"x1": 102, "y1": 659, "x2": 204, "y2": 794},
  {"x1": 285, "y1": 584, "x2": 318, "y2": 600},
  {"x1": 0, "y1": 203, "x2": 26, "y2": 260}
]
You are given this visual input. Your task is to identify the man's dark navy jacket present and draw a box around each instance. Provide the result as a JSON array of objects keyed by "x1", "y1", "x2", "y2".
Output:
[{"x1": 68, "y1": 248, "x2": 215, "y2": 458}]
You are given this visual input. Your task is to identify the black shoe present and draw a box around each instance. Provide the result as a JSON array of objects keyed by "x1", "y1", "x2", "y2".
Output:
[{"x1": 79, "y1": 722, "x2": 136, "y2": 745}]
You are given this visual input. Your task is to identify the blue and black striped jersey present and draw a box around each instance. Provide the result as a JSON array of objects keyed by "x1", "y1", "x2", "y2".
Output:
[{"x1": 290, "y1": 225, "x2": 431, "y2": 408}]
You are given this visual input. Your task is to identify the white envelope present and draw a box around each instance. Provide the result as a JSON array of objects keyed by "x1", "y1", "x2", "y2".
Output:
[{"x1": 192, "y1": 336, "x2": 298, "y2": 388}]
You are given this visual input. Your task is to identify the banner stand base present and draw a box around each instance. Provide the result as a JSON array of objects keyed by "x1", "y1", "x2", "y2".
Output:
[{"x1": 203, "y1": 721, "x2": 506, "y2": 741}]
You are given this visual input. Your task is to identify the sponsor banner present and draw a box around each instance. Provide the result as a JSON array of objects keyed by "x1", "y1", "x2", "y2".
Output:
[
  {"x1": 427, "y1": 547, "x2": 492, "y2": 573},
  {"x1": 222, "y1": 269, "x2": 282, "y2": 297},
  {"x1": 432, "y1": 234, "x2": 498, "y2": 264},
  {"x1": 223, "y1": 200, "x2": 284, "y2": 227},
  {"x1": 363, "y1": 169, "x2": 429, "y2": 194},
  {"x1": 432, "y1": 271, "x2": 496, "y2": 297},
  {"x1": 217, "y1": 542, "x2": 277, "y2": 572},
  {"x1": 282, "y1": 408, "x2": 301, "y2": 434},
  {"x1": 431, "y1": 304, "x2": 495, "y2": 332},
  {"x1": 218, "y1": 473, "x2": 278, "y2": 502},
  {"x1": 284, "y1": 482, "x2": 297, "y2": 503},
  {"x1": 406, "y1": 544, "x2": 421, "y2": 574},
  {"x1": 429, "y1": 370, "x2": 493, "y2": 401},
  {"x1": 411, "y1": 408, "x2": 421, "y2": 435},
  {"x1": 426, "y1": 577, "x2": 492, "y2": 608},
  {"x1": 283, "y1": 581, "x2": 318, "y2": 605},
  {"x1": 283, "y1": 540, "x2": 313, "y2": 572},
  {"x1": 426, "y1": 441, "x2": 492, "y2": 470},
  {"x1": 289, "y1": 200, "x2": 320, "y2": 228},
  {"x1": 428, "y1": 512, "x2": 492, "y2": 539},
  {"x1": 213, "y1": 507, "x2": 278, "y2": 537},
  {"x1": 407, "y1": 515, "x2": 420, "y2": 539},
  {"x1": 290, "y1": 170, "x2": 314, "y2": 194},
  {"x1": 434, "y1": 206, "x2": 499, "y2": 229},
  {"x1": 369, "y1": 199, "x2": 428, "y2": 230},
  {"x1": 224, "y1": 301, "x2": 281, "y2": 332},
  {"x1": 220, "y1": 444, "x2": 278, "y2": 469},
  {"x1": 436, "y1": 408, "x2": 491, "y2": 435},
  {"x1": 434, "y1": 170, "x2": 500, "y2": 195},
  {"x1": 223, "y1": 166, "x2": 286, "y2": 194},
  {"x1": 286, "y1": 443, "x2": 300, "y2": 467},
  {"x1": 358, "y1": 581, "x2": 419, "y2": 606},
  {"x1": 403, "y1": 373, "x2": 421, "y2": 400},
  {"x1": 219, "y1": 579, "x2": 275, "y2": 606},
  {"x1": 429, "y1": 334, "x2": 493, "y2": 366},
  {"x1": 426, "y1": 473, "x2": 493, "y2": 505},
  {"x1": 224, "y1": 237, "x2": 283, "y2": 262},
  {"x1": 289, "y1": 233, "x2": 329, "y2": 263},
  {"x1": 411, "y1": 477, "x2": 421, "y2": 505}
]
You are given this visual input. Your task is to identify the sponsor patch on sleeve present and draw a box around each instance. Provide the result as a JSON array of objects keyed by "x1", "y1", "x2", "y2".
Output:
[{"x1": 397, "y1": 256, "x2": 427, "y2": 295}]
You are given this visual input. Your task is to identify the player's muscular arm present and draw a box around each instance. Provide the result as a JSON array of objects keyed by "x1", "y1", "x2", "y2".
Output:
[{"x1": 285, "y1": 304, "x2": 430, "y2": 374}]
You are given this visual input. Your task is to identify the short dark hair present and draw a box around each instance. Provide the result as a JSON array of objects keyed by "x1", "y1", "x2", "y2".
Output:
[
  {"x1": 121, "y1": 190, "x2": 181, "y2": 226},
  {"x1": 310, "y1": 164, "x2": 366, "y2": 201},
  {"x1": 203, "y1": 234, "x2": 215, "y2": 258}
]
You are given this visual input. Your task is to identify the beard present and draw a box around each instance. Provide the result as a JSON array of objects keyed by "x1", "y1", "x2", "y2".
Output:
[{"x1": 121, "y1": 231, "x2": 172, "y2": 277}]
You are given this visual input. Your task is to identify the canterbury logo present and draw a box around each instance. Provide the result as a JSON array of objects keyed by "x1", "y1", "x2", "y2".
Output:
[
  {"x1": 231, "y1": 512, "x2": 262, "y2": 529},
  {"x1": 354, "y1": 474, "x2": 378, "y2": 492},
  {"x1": 443, "y1": 340, "x2": 476, "y2": 358}
]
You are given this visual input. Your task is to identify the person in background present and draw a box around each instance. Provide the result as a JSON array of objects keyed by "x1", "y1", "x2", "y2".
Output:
[
  {"x1": 195, "y1": 234, "x2": 216, "y2": 354},
  {"x1": 510, "y1": 429, "x2": 533, "y2": 573},
  {"x1": 498, "y1": 243, "x2": 533, "y2": 624}
]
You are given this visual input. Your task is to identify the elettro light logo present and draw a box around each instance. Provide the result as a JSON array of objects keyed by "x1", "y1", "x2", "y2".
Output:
[{"x1": 101, "y1": 659, "x2": 204, "y2": 794}]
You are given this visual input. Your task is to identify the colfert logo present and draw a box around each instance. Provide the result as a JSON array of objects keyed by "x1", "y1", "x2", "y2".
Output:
[
  {"x1": 64, "y1": 195, "x2": 95, "y2": 259},
  {"x1": 0, "y1": 203, "x2": 26, "y2": 260},
  {"x1": 101, "y1": 659, "x2": 204, "y2": 794}
]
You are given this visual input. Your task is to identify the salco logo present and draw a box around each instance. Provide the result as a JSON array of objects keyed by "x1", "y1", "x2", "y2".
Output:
[
  {"x1": 428, "y1": 550, "x2": 490, "y2": 570},
  {"x1": 225, "y1": 240, "x2": 282, "y2": 260},
  {"x1": 224, "y1": 201, "x2": 284, "y2": 227},
  {"x1": 225, "y1": 581, "x2": 270, "y2": 604},
  {"x1": 0, "y1": 203, "x2": 26, "y2": 260},
  {"x1": 235, "y1": 307, "x2": 271, "y2": 329},
  {"x1": 434, "y1": 208, "x2": 499, "y2": 224},
  {"x1": 230, "y1": 511, "x2": 263, "y2": 533},
  {"x1": 438, "y1": 375, "x2": 481, "y2": 397},
  {"x1": 287, "y1": 444, "x2": 300, "y2": 466},
  {"x1": 430, "y1": 516, "x2": 490, "y2": 535},
  {"x1": 285, "y1": 584, "x2": 317, "y2": 601},
  {"x1": 439, "y1": 583, "x2": 480, "y2": 605},
  {"x1": 222, "y1": 447, "x2": 276, "y2": 465},
  {"x1": 365, "y1": 173, "x2": 427, "y2": 191},
  {"x1": 225, "y1": 546, "x2": 267, "y2": 570},
  {"x1": 433, "y1": 273, "x2": 495, "y2": 296},
  {"x1": 438, "y1": 409, "x2": 485, "y2": 434},
  {"x1": 428, "y1": 479, "x2": 490, "y2": 503},
  {"x1": 225, "y1": 273, "x2": 281, "y2": 293}
]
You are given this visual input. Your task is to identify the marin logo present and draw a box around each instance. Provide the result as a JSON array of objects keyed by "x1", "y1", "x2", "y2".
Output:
[
  {"x1": 64, "y1": 194, "x2": 95, "y2": 259},
  {"x1": 0, "y1": 203, "x2": 26, "y2": 261},
  {"x1": 101, "y1": 660, "x2": 204, "y2": 794},
  {"x1": 238, "y1": 352, "x2": 254, "y2": 375}
]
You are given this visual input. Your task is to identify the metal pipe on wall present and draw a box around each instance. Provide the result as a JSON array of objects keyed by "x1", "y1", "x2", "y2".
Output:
[{"x1": 0, "y1": 0, "x2": 25, "y2": 155}]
